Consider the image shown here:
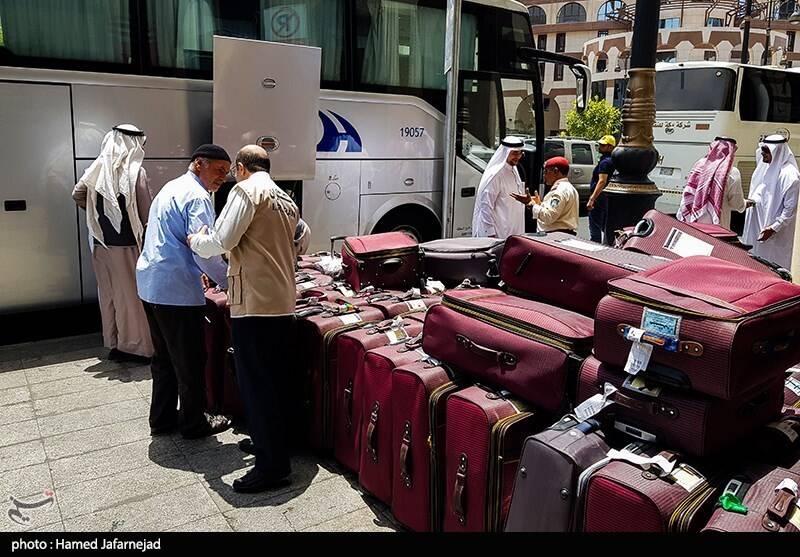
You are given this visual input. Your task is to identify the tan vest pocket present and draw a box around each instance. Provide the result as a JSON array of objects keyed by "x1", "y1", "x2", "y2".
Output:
[{"x1": 227, "y1": 263, "x2": 242, "y2": 306}]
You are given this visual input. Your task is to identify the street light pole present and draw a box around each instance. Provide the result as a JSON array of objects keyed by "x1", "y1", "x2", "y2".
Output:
[
  {"x1": 762, "y1": 0, "x2": 774, "y2": 65},
  {"x1": 742, "y1": 0, "x2": 753, "y2": 64},
  {"x1": 602, "y1": 0, "x2": 662, "y2": 243}
]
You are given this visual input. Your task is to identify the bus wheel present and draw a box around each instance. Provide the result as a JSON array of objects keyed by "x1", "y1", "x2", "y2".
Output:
[{"x1": 372, "y1": 206, "x2": 441, "y2": 243}]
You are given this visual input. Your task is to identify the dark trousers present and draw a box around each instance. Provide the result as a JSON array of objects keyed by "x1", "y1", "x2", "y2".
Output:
[
  {"x1": 143, "y1": 302, "x2": 208, "y2": 435},
  {"x1": 589, "y1": 192, "x2": 609, "y2": 244},
  {"x1": 231, "y1": 315, "x2": 296, "y2": 478}
]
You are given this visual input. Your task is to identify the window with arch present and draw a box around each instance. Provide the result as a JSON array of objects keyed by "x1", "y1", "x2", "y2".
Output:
[
  {"x1": 528, "y1": 6, "x2": 546, "y2": 25},
  {"x1": 597, "y1": 1, "x2": 624, "y2": 22},
  {"x1": 557, "y1": 2, "x2": 586, "y2": 23}
]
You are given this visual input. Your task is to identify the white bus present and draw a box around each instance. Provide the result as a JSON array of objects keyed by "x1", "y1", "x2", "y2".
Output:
[
  {"x1": 0, "y1": 0, "x2": 588, "y2": 314},
  {"x1": 651, "y1": 61, "x2": 800, "y2": 227}
]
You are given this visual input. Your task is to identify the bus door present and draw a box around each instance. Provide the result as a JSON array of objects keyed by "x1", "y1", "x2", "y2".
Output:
[
  {"x1": 212, "y1": 36, "x2": 321, "y2": 182},
  {"x1": 452, "y1": 70, "x2": 542, "y2": 237}
]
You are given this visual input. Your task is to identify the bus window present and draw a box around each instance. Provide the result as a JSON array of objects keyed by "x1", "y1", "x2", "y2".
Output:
[
  {"x1": 355, "y1": 0, "x2": 478, "y2": 91},
  {"x1": 655, "y1": 68, "x2": 736, "y2": 111},
  {"x1": 0, "y1": 0, "x2": 132, "y2": 68},
  {"x1": 144, "y1": 0, "x2": 264, "y2": 76},
  {"x1": 459, "y1": 77, "x2": 502, "y2": 171},
  {"x1": 740, "y1": 67, "x2": 800, "y2": 124},
  {"x1": 260, "y1": 0, "x2": 346, "y2": 83}
]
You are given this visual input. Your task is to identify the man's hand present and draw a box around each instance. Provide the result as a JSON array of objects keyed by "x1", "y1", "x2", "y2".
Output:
[
  {"x1": 510, "y1": 188, "x2": 533, "y2": 206},
  {"x1": 200, "y1": 273, "x2": 211, "y2": 290},
  {"x1": 758, "y1": 227, "x2": 776, "y2": 242},
  {"x1": 745, "y1": 199, "x2": 756, "y2": 209},
  {"x1": 187, "y1": 225, "x2": 209, "y2": 245},
  {"x1": 587, "y1": 196, "x2": 596, "y2": 211}
]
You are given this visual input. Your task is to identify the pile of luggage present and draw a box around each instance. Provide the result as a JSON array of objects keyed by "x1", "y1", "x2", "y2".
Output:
[{"x1": 204, "y1": 211, "x2": 800, "y2": 533}]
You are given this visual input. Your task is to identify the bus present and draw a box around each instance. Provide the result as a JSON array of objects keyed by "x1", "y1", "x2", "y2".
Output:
[
  {"x1": 0, "y1": 0, "x2": 588, "y2": 314},
  {"x1": 650, "y1": 61, "x2": 800, "y2": 225}
]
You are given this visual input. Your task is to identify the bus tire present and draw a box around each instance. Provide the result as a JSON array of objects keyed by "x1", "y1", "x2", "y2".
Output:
[{"x1": 371, "y1": 205, "x2": 441, "y2": 243}]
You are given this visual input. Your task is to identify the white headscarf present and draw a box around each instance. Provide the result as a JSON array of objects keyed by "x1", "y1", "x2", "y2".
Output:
[
  {"x1": 77, "y1": 125, "x2": 146, "y2": 248},
  {"x1": 476, "y1": 136, "x2": 524, "y2": 196}
]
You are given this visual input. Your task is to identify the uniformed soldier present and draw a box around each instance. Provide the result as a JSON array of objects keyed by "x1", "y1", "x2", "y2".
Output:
[{"x1": 511, "y1": 156, "x2": 579, "y2": 235}]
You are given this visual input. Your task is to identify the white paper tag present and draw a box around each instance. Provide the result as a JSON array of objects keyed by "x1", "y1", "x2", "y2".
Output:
[
  {"x1": 297, "y1": 281, "x2": 317, "y2": 292},
  {"x1": 624, "y1": 341, "x2": 653, "y2": 375},
  {"x1": 625, "y1": 327, "x2": 646, "y2": 343},
  {"x1": 558, "y1": 238, "x2": 606, "y2": 252},
  {"x1": 663, "y1": 228, "x2": 714, "y2": 258},
  {"x1": 786, "y1": 376, "x2": 800, "y2": 397},
  {"x1": 767, "y1": 421, "x2": 800, "y2": 444},
  {"x1": 642, "y1": 308, "x2": 682, "y2": 339},
  {"x1": 776, "y1": 478, "x2": 799, "y2": 497},
  {"x1": 623, "y1": 375, "x2": 662, "y2": 397},
  {"x1": 574, "y1": 383, "x2": 618, "y2": 421},
  {"x1": 406, "y1": 299, "x2": 427, "y2": 311},
  {"x1": 385, "y1": 327, "x2": 409, "y2": 345},
  {"x1": 671, "y1": 465, "x2": 705, "y2": 493},
  {"x1": 337, "y1": 285, "x2": 356, "y2": 297},
  {"x1": 607, "y1": 448, "x2": 676, "y2": 476},
  {"x1": 339, "y1": 314, "x2": 362, "y2": 325},
  {"x1": 425, "y1": 280, "x2": 446, "y2": 294}
]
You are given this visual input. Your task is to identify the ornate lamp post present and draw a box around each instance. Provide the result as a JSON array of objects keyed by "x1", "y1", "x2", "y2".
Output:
[{"x1": 603, "y1": 0, "x2": 662, "y2": 242}]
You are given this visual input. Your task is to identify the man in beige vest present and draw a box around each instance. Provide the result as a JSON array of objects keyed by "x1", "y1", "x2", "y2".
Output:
[{"x1": 189, "y1": 145, "x2": 299, "y2": 493}]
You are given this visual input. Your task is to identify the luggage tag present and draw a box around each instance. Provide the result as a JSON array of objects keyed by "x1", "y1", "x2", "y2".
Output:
[
  {"x1": 337, "y1": 285, "x2": 356, "y2": 297},
  {"x1": 786, "y1": 375, "x2": 800, "y2": 397},
  {"x1": 624, "y1": 308, "x2": 682, "y2": 376},
  {"x1": 774, "y1": 479, "x2": 800, "y2": 528},
  {"x1": 297, "y1": 281, "x2": 318, "y2": 292},
  {"x1": 385, "y1": 324, "x2": 410, "y2": 345},
  {"x1": 663, "y1": 228, "x2": 714, "y2": 258},
  {"x1": 574, "y1": 382, "x2": 618, "y2": 421},
  {"x1": 669, "y1": 464, "x2": 706, "y2": 493},
  {"x1": 607, "y1": 446, "x2": 676, "y2": 476}
]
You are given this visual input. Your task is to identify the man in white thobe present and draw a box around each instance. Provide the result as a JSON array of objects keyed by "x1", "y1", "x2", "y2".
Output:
[
  {"x1": 742, "y1": 135, "x2": 800, "y2": 270},
  {"x1": 471, "y1": 136, "x2": 526, "y2": 238}
]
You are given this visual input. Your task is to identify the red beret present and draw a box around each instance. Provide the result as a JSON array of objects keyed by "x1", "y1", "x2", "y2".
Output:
[{"x1": 544, "y1": 156, "x2": 570, "y2": 168}]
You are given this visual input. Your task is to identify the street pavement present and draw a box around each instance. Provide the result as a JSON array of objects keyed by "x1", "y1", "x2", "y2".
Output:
[{"x1": 0, "y1": 334, "x2": 401, "y2": 533}]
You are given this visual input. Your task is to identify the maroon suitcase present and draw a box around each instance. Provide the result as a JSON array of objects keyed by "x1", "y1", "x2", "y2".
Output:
[
  {"x1": 786, "y1": 365, "x2": 800, "y2": 408},
  {"x1": 333, "y1": 316, "x2": 425, "y2": 474},
  {"x1": 702, "y1": 465, "x2": 800, "y2": 532},
  {"x1": 295, "y1": 302, "x2": 385, "y2": 450},
  {"x1": 361, "y1": 290, "x2": 441, "y2": 318},
  {"x1": 577, "y1": 356, "x2": 784, "y2": 458},
  {"x1": 583, "y1": 443, "x2": 720, "y2": 532},
  {"x1": 617, "y1": 209, "x2": 791, "y2": 280},
  {"x1": 297, "y1": 251, "x2": 332, "y2": 271},
  {"x1": 391, "y1": 361, "x2": 463, "y2": 532},
  {"x1": 504, "y1": 415, "x2": 610, "y2": 532},
  {"x1": 202, "y1": 288, "x2": 245, "y2": 419},
  {"x1": 357, "y1": 336, "x2": 428, "y2": 505},
  {"x1": 422, "y1": 289, "x2": 593, "y2": 413},
  {"x1": 499, "y1": 233, "x2": 663, "y2": 317},
  {"x1": 420, "y1": 237, "x2": 505, "y2": 288},
  {"x1": 339, "y1": 232, "x2": 423, "y2": 291},
  {"x1": 443, "y1": 385, "x2": 538, "y2": 532},
  {"x1": 594, "y1": 256, "x2": 800, "y2": 400}
]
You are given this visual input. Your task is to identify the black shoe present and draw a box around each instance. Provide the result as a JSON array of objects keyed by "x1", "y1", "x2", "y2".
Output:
[
  {"x1": 238, "y1": 438, "x2": 257, "y2": 456},
  {"x1": 232, "y1": 468, "x2": 291, "y2": 494},
  {"x1": 150, "y1": 423, "x2": 177, "y2": 436},
  {"x1": 118, "y1": 352, "x2": 152, "y2": 365},
  {"x1": 107, "y1": 348, "x2": 123, "y2": 361},
  {"x1": 181, "y1": 413, "x2": 232, "y2": 439}
]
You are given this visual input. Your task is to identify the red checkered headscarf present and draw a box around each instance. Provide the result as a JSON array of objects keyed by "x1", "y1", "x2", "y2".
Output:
[{"x1": 677, "y1": 138, "x2": 737, "y2": 224}]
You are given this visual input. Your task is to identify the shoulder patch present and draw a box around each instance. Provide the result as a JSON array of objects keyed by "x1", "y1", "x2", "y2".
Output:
[{"x1": 549, "y1": 197, "x2": 561, "y2": 209}]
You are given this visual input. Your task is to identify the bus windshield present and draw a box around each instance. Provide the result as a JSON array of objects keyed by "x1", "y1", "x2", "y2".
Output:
[{"x1": 655, "y1": 67, "x2": 737, "y2": 111}]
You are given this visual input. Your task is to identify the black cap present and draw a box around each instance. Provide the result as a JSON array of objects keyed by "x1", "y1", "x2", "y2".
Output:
[{"x1": 191, "y1": 144, "x2": 231, "y2": 163}]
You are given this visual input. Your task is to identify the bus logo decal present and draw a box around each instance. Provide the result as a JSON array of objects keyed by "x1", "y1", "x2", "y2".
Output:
[{"x1": 317, "y1": 111, "x2": 363, "y2": 153}]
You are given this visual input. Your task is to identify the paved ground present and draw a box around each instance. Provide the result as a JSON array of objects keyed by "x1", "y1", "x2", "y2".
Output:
[{"x1": 0, "y1": 334, "x2": 401, "y2": 533}]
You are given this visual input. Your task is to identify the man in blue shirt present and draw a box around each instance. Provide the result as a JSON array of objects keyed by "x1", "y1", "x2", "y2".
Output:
[
  {"x1": 587, "y1": 135, "x2": 617, "y2": 244},
  {"x1": 136, "y1": 144, "x2": 233, "y2": 439}
]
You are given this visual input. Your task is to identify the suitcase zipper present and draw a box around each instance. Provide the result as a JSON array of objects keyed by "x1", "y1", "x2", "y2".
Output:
[
  {"x1": 668, "y1": 482, "x2": 717, "y2": 532},
  {"x1": 428, "y1": 381, "x2": 461, "y2": 532},
  {"x1": 487, "y1": 411, "x2": 535, "y2": 532},
  {"x1": 609, "y1": 289, "x2": 800, "y2": 322},
  {"x1": 443, "y1": 295, "x2": 588, "y2": 353}
]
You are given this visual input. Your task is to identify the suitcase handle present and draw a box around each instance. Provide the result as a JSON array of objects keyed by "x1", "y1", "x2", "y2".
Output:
[
  {"x1": 452, "y1": 453, "x2": 468, "y2": 524},
  {"x1": 763, "y1": 488, "x2": 797, "y2": 531},
  {"x1": 344, "y1": 380, "x2": 354, "y2": 433},
  {"x1": 399, "y1": 421, "x2": 412, "y2": 489},
  {"x1": 366, "y1": 401, "x2": 379, "y2": 464},
  {"x1": 380, "y1": 257, "x2": 404, "y2": 274},
  {"x1": 749, "y1": 254, "x2": 793, "y2": 282},
  {"x1": 611, "y1": 389, "x2": 680, "y2": 421},
  {"x1": 330, "y1": 235, "x2": 347, "y2": 255},
  {"x1": 455, "y1": 334, "x2": 519, "y2": 367},
  {"x1": 752, "y1": 331, "x2": 796, "y2": 355},
  {"x1": 616, "y1": 324, "x2": 704, "y2": 357}
]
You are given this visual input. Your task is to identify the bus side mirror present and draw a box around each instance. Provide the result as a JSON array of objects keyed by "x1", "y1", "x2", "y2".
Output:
[{"x1": 571, "y1": 64, "x2": 591, "y2": 112}]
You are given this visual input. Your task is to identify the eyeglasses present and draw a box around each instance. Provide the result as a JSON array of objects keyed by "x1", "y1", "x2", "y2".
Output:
[{"x1": 227, "y1": 164, "x2": 239, "y2": 179}]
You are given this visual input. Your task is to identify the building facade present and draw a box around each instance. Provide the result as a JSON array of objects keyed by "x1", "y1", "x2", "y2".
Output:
[{"x1": 523, "y1": 0, "x2": 797, "y2": 132}]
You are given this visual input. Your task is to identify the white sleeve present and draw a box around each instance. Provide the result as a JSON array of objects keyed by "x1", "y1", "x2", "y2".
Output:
[
  {"x1": 726, "y1": 168, "x2": 746, "y2": 214},
  {"x1": 474, "y1": 180, "x2": 501, "y2": 237},
  {"x1": 770, "y1": 176, "x2": 800, "y2": 233},
  {"x1": 190, "y1": 188, "x2": 255, "y2": 258}
]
